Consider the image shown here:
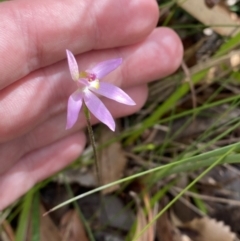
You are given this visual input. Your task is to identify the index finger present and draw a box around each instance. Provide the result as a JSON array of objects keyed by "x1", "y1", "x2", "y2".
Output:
[{"x1": 0, "y1": 0, "x2": 159, "y2": 89}]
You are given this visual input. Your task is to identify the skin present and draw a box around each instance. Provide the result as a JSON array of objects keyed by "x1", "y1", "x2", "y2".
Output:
[{"x1": 0, "y1": 0, "x2": 183, "y2": 210}]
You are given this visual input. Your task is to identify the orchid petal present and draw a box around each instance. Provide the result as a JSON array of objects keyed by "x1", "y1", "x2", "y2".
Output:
[
  {"x1": 66, "y1": 91, "x2": 83, "y2": 129},
  {"x1": 66, "y1": 50, "x2": 79, "y2": 81},
  {"x1": 83, "y1": 90, "x2": 115, "y2": 131},
  {"x1": 90, "y1": 58, "x2": 122, "y2": 79},
  {"x1": 90, "y1": 82, "x2": 136, "y2": 105}
]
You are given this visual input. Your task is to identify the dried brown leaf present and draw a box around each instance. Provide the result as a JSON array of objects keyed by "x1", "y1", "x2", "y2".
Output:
[
  {"x1": 40, "y1": 205, "x2": 62, "y2": 241},
  {"x1": 0, "y1": 231, "x2": 10, "y2": 241},
  {"x1": 230, "y1": 52, "x2": 240, "y2": 71},
  {"x1": 133, "y1": 202, "x2": 149, "y2": 241},
  {"x1": 182, "y1": 217, "x2": 236, "y2": 241},
  {"x1": 143, "y1": 193, "x2": 157, "y2": 241},
  {"x1": 204, "y1": 0, "x2": 221, "y2": 8},
  {"x1": 99, "y1": 124, "x2": 127, "y2": 194},
  {"x1": 131, "y1": 192, "x2": 156, "y2": 241},
  {"x1": 156, "y1": 199, "x2": 183, "y2": 241},
  {"x1": 178, "y1": 0, "x2": 240, "y2": 36},
  {"x1": 60, "y1": 210, "x2": 89, "y2": 241},
  {"x1": 156, "y1": 211, "x2": 183, "y2": 241}
]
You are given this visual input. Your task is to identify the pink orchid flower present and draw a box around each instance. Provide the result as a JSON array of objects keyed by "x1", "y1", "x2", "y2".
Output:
[{"x1": 66, "y1": 50, "x2": 136, "y2": 131}]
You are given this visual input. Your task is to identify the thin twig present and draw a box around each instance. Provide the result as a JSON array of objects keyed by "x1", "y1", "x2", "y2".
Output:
[
  {"x1": 170, "y1": 189, "x2": 207, "y2": 216},
  {"x1": 173, "y1": 186, "x2": 240, "y2": 206}
]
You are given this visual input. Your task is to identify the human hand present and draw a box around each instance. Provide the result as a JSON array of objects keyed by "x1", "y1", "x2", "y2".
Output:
[{"x1": 0, "y1": 0, "x2": 183, "y2": 210}]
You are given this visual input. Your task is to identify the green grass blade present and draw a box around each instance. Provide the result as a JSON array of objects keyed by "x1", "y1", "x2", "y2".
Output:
[
  {"x1": 132, "y1": 146, "x2": 235, "y2": 240},
  {"x1": 31, "y1": 192, "x2": 40, "y2": 241},
  {"x1": 126, "y1": 70, "x2": 208, "y2": 143},
  {"x1": 15, "y1": 189, "x2": 34, "y2": 241},
  {"x1": 46, "y1": 142, "x2": 240, "y2": 214},
  {"x1": 190, "y1": 186, "x2": 208, "y2": 214},
  {"x1": 215, "y1": 31, "x2": 240, "y2": 57}
]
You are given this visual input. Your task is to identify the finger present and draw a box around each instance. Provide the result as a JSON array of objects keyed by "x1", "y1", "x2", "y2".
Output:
[
  {"x1": 0, "y1": 0, "x2": 159, "y2": 88},
  {"x1": 0, "y1": 84, "x2": 148, "y2": 174},
  {"x1": 0, "y1": 132, "x2": 86, "y2": 211},
  {"x1": 0, "y1": 28, "x2": 182, "y2": 142},
  {"x1": 67, "y1": 27, "x2": 183, "y2": 88}
]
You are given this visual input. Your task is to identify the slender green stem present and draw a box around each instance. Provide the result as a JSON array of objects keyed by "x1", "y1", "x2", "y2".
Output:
[{"x1": 83, "y1": 104, "x2": 101, "y2": 185}]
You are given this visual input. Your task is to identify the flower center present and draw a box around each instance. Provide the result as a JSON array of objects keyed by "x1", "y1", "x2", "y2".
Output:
[
  {"x1": 86, "y1": 72, "x2": 96, "y2": 82},
  {"x1": 79, "y1": 71, "x2": 99, "y2": 90},
  {"x1": 79, "y1": 71, "x2": 97, "y2": 82}
]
